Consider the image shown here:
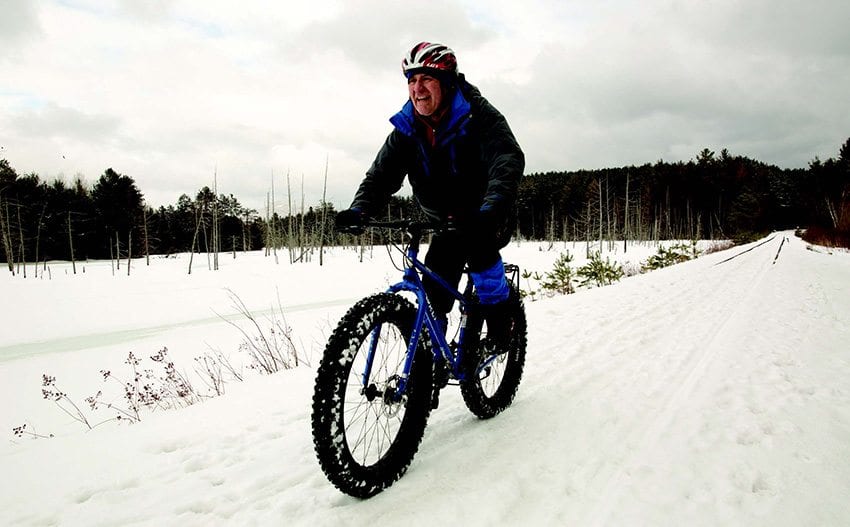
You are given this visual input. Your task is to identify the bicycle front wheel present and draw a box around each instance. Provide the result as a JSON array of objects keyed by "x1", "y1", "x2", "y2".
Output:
[{"x1": 311, "y1": 293, "x2": 433, "y2": 498}]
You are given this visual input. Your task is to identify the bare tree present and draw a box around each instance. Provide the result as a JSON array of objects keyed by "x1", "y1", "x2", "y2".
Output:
[
  {"x1": 212, "y1": 169, "x2": 219, "y2": 271},
  {"x1": 188, "y1": 204, "x2": 203, "y2": 275},
  {"x1": 319, "y1": 155, "x2": 328, "y2": 266},
  {"x1": 298, "y1": 173, "x2": 306, "y2": 262},
  {"x1": 34, "y1": 203, "x2": 47, "y2": 277},
  {"x1": 272, "y1": 172, "x2": 280, "y2": 264},
  {"x1": 1, "y1": 197, "x2": 14, "y2": 274},
  {"x1": 127, "y1": 231, "x2": 132, "y2": 276},
  {"x1": 262, "y1": 192, "x2": 267, "y2": 256},
  {"x1": 598, "y1": 176, "x2": 603, "y2": 253},
  {"x1": 286, "y1": 171, "x2": 294, "y2": 263},
  {"x1": 16, "y1": 203, "x2": 26, "y2": 277},
  {"x1": 143, "y1": 208, "x2": 150, "y2": 266},
  {"x1": 623, "y1": 170, "x2": 630, "y2": 252},
  {"x1": 67, "y1": 212, "x2": 76, "y2": 275},
  {"x1": 109, "y1": 234, "x2": 115, "y2": 276}
]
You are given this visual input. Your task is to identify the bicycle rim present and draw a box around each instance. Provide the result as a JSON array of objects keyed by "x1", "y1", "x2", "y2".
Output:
[
  {"x1": 343, "y1": 321, "x2": 411, "y2": 466},
  {"x1": 474, "y1": 346, "x2": 511, "y2": 397}
]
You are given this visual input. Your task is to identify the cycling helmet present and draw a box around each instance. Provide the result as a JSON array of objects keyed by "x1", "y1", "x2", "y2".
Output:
[{"x1": 402, "y1": 42, "x2": 458, "y2": 78}]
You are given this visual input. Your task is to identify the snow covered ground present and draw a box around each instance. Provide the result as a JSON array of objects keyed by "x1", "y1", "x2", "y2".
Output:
[{"x1": 1, "y1": 233, "x2": 849, "y2": 526}]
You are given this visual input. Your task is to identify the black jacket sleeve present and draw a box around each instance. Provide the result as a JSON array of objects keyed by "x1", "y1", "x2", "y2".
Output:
[
  {"x1": 465, "y1": 83, "x2": 525, "y2": 218},
  {"x1": 349, "y1": 129, "x2": 411, "y2": 217}
]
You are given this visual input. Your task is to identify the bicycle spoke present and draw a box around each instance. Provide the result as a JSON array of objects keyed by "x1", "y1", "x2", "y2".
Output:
[{"x1": 341, "y1": 321, "x2": 412, "y2": 465}]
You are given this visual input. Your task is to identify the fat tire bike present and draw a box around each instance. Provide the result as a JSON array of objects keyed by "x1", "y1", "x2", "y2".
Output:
[{"x1": 311, "y1": 220, "x2": 527, "y2": 498}]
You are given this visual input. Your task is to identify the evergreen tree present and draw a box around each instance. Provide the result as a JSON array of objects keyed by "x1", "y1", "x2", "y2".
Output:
[{"x1": 91, "y1": 168, "x2": 145, "y2": 257}]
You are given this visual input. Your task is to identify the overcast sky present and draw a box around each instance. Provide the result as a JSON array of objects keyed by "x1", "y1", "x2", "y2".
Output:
[{"x1": 2, "y1": 0, "x2": 849, "y2": 212}]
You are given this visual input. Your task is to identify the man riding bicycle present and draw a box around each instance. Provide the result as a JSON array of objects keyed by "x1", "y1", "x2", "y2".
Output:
[{"x1": 336, "y1": 42, "x2": 525, "y2": 346}]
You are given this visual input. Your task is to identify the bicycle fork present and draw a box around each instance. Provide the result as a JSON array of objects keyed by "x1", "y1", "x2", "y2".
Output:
[{"x1": 360, "y1": 298, "x2": 476, "y2": 405}]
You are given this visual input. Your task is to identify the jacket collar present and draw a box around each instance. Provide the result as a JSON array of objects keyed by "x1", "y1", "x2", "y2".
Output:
[{"x1": 390, "y1": 87, "x2": 471, "y2": 139}]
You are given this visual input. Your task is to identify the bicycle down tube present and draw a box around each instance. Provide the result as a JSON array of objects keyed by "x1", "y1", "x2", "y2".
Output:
[{"x1": 362, "y1": 226, "x2": 471, "y2": 400}]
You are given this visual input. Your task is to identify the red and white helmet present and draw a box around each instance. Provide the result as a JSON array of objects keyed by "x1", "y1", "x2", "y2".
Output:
[{"x1": 402, "y1": 42, "x2": 458, "y2": 77}]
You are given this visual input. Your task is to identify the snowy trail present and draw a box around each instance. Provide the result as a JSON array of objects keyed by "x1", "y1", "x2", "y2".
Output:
[
  {"x1": 2, "y1": 234, "x2": 849, "y2": 526},
  {"x1": 550, "y1": 234, "x2": 850, "y2": 526}
]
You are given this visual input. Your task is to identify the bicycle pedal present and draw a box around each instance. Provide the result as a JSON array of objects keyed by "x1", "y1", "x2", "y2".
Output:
[
  {"x1": 434, "y1": 361, "x2": 450, "y2": 388},
  {"x1": 480, "y1": 337, "x2": 509, "y2": 358}
]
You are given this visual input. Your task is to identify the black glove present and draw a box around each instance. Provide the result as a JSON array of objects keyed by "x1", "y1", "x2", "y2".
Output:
[
  {"x1": 473, "y1": 207, "x2": 511, "y2": 246},
  {"x1": 335, "y1": 208, "x2": 365, "y2": 234},
  {"x1": 473, "y1": 208, "x2": 501, "y2": 237}
]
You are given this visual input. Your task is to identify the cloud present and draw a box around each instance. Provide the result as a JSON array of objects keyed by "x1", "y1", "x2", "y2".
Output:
[
  {"x1": 293, "y1": 0, "x2": 495, "y2": 75},
  {"x1": 677, "y1": 0, "x2": 850, "y2": 57},
  {"x1": 0, "y1": 0, "x2": 40, "y2": 48},
  {"x1": 1, "y1": 0, "x2": 848, "y2": 211},
  {"x1": 506, "y1": 0, "x2": 850, "y2": 170},
  {"x1": 116, "y1": 0, "x2": 176, "y2": 22},
  {"x1": 10, "y1": 102, "x2": 121, "y2": 141}
]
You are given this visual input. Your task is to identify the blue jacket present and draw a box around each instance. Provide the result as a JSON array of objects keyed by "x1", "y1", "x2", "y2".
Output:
[{"x1": 351, "y1": 75, "x2": 524, "y2": 230}]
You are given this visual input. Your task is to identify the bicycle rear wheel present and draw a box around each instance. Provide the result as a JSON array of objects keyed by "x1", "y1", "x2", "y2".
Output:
[
  {"x1": 311, "y1": 293, "x2": 433, "y2": 498},
  {"x1": 461, "y1": 286, "x2": 527, "y2": 419}
]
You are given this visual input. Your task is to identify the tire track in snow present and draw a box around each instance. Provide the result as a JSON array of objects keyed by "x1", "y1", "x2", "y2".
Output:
[
  {"x1": 582, "y1": 236, "x2": 782, "y2": 526},
  {"x1": 545, "y1": 238, "x2": 777, "y2": 415}
]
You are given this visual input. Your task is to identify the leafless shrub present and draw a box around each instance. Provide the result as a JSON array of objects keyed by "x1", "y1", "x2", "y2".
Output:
[
  {"x1": 15, "y1": 349, "x2": 206, "y2": 440},
  {"x1": 148, "y1": 348, "x2": 201, "y2": 408},
  {"x1": 193, "y1": 345, "x2": 245, "y2": 396},
  {"x1": 41, "y1": 374, "x2": 95, "y2": 429},
  {"x1": 217, "y1": 288, "x2": 308, "y2": 374},
  {"x1": 703, "y1": 240, "x2": 735, "y2": 254},
  {"x1": 13, "y1": 294, "x2": 308, "y2": 441},
  {"x1": 11, "y1": 422, "x2": 53, "y2": 440}
]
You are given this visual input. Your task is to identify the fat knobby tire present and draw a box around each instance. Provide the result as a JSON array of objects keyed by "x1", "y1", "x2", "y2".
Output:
[
  {"x1": 460, "y1": 287, "x2": 527, "y2": 419},
  {"x1": 311, "y1": 293, "x2": 433, "y2": 498}
]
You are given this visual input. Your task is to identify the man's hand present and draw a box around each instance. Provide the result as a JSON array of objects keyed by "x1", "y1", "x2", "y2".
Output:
[
  {"x1": 335, "y1": 208, "x2": 366, "y2": 234},
  {"x1": 472, "y1": 207, "x2": 513, "y2": 246},
  {"x1": 473, "y1": 207, "x2": 501, "y2": 237}
]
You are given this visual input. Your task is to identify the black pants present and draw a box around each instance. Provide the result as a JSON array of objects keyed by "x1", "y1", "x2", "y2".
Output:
[{"x1": 423, "y1": 229, "x2": 504, "y2": 315}]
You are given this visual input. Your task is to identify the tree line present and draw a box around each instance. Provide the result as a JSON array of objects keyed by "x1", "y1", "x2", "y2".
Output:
[
  {"x1": 1, "y1": 137, "x2": 848, "y2": 269},
  {"x1": 516, "y1": 138, "x2": 850, "y2": 246}
]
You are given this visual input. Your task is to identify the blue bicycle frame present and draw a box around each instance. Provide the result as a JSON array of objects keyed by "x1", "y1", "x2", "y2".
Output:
[{"x1": 361, "y1": 223, "x2": 476, "y2": 400}]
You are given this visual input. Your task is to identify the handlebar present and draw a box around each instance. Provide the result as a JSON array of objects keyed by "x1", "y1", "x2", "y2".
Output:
[
  {"x1": 364, "y1": 219, "x2": 440, "y2": 231},
  {"x1": 337, "y1": 218, "x2": 457, "y2": 236},
  {"x1": 338, "y1": 218, "x2": 456, "y2": 251},
  {"x1": 366, "y1": 218, "x2": 459, "y2": 237}
]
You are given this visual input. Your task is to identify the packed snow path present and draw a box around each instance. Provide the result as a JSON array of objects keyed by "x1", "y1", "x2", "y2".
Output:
[{"x1": 2, "y1": 233, "x2": 849, "y2": 526}]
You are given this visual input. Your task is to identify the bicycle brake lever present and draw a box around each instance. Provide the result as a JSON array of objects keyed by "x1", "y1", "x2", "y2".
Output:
[{"x1": 339, "y1": 225, "x2": 365, "y2": 235}]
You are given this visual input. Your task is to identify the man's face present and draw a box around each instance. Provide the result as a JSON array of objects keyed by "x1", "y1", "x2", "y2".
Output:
[{"x1": 408, "y1": 72, "x2": 443, "y2": 117}]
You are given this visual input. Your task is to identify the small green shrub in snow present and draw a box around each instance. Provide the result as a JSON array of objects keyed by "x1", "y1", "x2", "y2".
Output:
[
  {"x1": 520, "y1": 269, "x2": 543, "y2": 301},
  {"x1": 641, "y1": 241, "x2": 700, "y2": 272},
  {"x1": 577, "y1": 252, "x2": 624, "y2": 288},
  {"x1": 540, "y1": 252, "x2": 576, "y2": 295}
]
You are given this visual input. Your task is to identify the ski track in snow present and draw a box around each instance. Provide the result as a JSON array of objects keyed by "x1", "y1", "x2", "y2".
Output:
[
  {"x1": 2, "y1": 234, "x2": 850, "y2": 526},
  {"x1": 0, "y1": 297, "x2": 358, "y2": 362}
]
